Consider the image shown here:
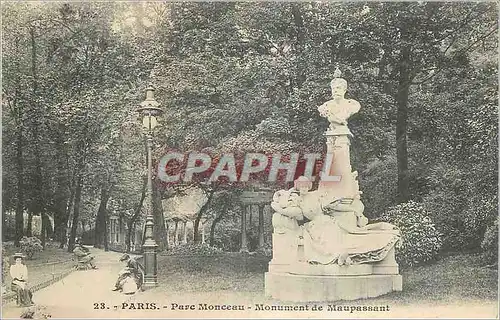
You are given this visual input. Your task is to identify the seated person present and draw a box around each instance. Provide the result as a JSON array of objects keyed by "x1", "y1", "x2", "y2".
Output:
[
  {"x1": 10, "y1": 253, "x2": 35, "y2": 307},
  {"x1": 73, "y1": 239, "x2": 97, "y2": 269},
  {"x1": 112, "y1": 254, "x2": 144, "y2": 294}
]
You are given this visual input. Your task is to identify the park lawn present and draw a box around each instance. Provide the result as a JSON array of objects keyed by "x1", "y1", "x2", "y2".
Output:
[
  {"x1": 149, "y1": 252, "x2": 497, "y2": 306},
  {"x1": 3, "y1": 242, "x2": 76, "y2": 291},
  {"x1": 154, "y1": 252, "x2": 268, "y2": 293},
  {"x1": 367, "y1": 252, "x2": 498, "y2": 306}
]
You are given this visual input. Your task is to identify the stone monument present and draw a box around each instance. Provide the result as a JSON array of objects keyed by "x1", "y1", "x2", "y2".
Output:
[{"x1": 265, "y1": 69, "x2": 402, "y2": 302}]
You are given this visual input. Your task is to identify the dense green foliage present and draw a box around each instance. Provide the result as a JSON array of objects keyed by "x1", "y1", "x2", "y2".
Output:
[
  {"x1": 19, "y1": 236, "x2": 44, "y2": 259},
  {"x1": 2, "y1": 3, "x2": 497, "y2": 265},
  {"x1": 381, "y1": 201, "x2": 442, "y2": 267}
]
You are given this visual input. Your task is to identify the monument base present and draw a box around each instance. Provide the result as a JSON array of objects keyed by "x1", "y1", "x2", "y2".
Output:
[
  {"x1": 268, "y1": 261, "x2": 293, "y2": 273},
  {"x1": 265, "y1": 272, "x2": 402, "y2": 302},
  {"x1": 288, "y1": 262, "x2": 373, "y2": 276}
]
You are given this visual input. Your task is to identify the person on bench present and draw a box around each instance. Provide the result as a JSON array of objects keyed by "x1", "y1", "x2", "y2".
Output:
[
  {"x1": 10, "y1": 253, "x2": 35, "y2": 307},
  {"x1": 73, "y1": 239, "x2": 97, "y2": 269}
]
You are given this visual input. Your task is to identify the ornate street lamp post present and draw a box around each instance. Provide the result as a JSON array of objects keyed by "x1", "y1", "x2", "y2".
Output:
[{"x1": 137, "y1": 84, "x2": 163, "y2": 289}]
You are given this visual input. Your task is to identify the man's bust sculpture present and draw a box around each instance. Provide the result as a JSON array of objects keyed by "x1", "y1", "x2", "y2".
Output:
[{"x1": 318, "y1": 68, "x2": 361, "y2": 135}]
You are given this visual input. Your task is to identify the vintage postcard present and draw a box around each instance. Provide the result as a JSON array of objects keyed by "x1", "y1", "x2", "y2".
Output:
[{"x1": 1, "y1": 1, "x2": 498, "y2": 319}]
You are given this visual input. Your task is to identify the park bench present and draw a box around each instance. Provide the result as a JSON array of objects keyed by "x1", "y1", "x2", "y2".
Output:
[{"x1": 74, "y1": 258, "x2": 92, "y2": 271}]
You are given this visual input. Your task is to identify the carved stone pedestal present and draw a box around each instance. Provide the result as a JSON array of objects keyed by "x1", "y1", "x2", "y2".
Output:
[
  {"x1": 265, "y1": 272, "x2": 402, "y2": 302},
  {"x1": 265, "y1": 248, "x2": 402, "y2": 302},
  {"x1": 373, "y1": 247, "x2": 399, "y2": 275},
  {"x1": 289, "y1": 262, "x2": 373, "y2": 276}
]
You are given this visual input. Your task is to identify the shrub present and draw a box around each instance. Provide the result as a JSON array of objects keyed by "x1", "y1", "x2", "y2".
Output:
[
  {"x1": 212, "y1": 225, "x2": 242, "y2": 252},
  {"x1": 380, "y1": 200, "x2": 442, "y2": 267},
  {"x1": 255, "y1": 242, "x2": 272, "y2": 258},
  {"x1": 165, "y1": 243, "x2": 223, "y2": 256},
  {"x1": 422, "y1": 189, "x2": 469, "y2": 251},
  {"x1": 19, "y1": 236, "x2": 43, "y2": 259},
  {"x1": 481, "y1": 218, "x2": 498, "y2": 266},
  {"x1": 422, "y1": 165, "x2": 497, "y2": 252}
]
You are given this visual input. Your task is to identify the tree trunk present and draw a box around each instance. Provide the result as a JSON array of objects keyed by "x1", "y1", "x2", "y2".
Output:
[
  {"x1": 258, "y1": 205, "x2": 265, "y2": 249},
  {"x1": 209, "y1": 209, "x2": 227, "y2": 247},
  {"x1": 54, "y1": 131, "x2": 70, "y2": 248},
  {"x1": 41, "y1": 213, "x2": 50, "y2": 247},
  {"x1": 249, "y1": 205, "x2": 253, "y2": 226},
  {"x1": 165, "y1": 221, "x2": 170, "y2": 250},
  {"x1": 182, "y1": 221, "x2": 188, "y2": 244},
  {"x1": 67, "y1": 120, "x2": 89, "y2": 252},
  {"x1": 41, "y1": 215, "x2": 46, "y2": 246},
  {"x1": 126, "y1": 175, "x2": 147, "y2": 252},
  {"x1": 30, "y1": 26, "x2": 45, "y2": 246},
  {"x1": 47, "y1": 214, "x2": 54, "y2": 237},
  {"x1": 26, "y1": 213, "x2": 33, "y2": 237},
  {"x1": 104, "y1": 214, "x2": 109, "y2": 252},
  {"x1": 119, "y1": 213, "x2": 123, "y2": 245},
  {"x1": 68, "y1": 174, "x2": 83, "y2": 252},
  {"x1": 132, "y1": 221, "x2": 138, "y2": 251},
  {"x1": 54, "y1": 201, "x2": 66, "y2": 244},
  {"x1": 209, "y1": 220, "x2": 216, "y2": 247},
  {"x1": 291, "y1": 4, "x2": 306, "y2": 89},
  {"x1": 201, "y1": 222, "x2": 205, "y2": 244},
  {"x1": 396, "y1": 28, "x2": 412, "y2": 203},
  {"x1": 193, "y1": 188, "x2": 216, "y2": 243},
  {"x1": 15, "y1": 125, "x2": 24, "y2": 247},
  {"x1": 174, "y1": 221, "x2": 179, "y2": 246},
  {"x1": 240, "y1": 205, "x2": 248, "y2": 252},
  {"x1": 94, "y1": 186, "x2": 110, "y2": 249},
  {"x1": 60, "y1": 178, "x2": 76, "y2": 248}
]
